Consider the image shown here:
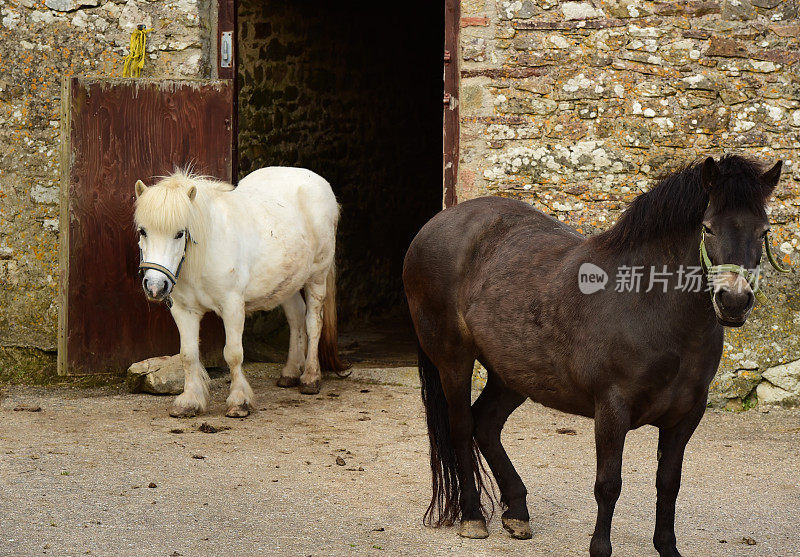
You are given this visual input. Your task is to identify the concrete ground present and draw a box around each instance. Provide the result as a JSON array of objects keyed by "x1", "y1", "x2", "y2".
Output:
[{"x1": 1, "y1": 363, "x2": 799, "y2": 557}]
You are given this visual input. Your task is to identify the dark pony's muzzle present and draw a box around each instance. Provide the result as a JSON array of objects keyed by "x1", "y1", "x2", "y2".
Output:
[
  {"x1": 711, "y1": 273, "x2": 754, "y2": 327},
  {"x1": 700, "y1": 229, "x2": 789, "y2": 328}
]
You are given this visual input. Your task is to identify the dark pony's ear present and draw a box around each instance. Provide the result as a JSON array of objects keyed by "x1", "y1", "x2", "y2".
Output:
[
  {"x1": 700, "y1": 156, "x2": 720, "y2": 192},
  {"x1": 761, "y1": 160, "x2": 782, "y2": 198}
]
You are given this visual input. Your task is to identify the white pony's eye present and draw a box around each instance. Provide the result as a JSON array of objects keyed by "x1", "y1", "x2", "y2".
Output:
[
  {"x1": 139, "y1": 228, "x2": 147, "y2": 238},
  {"x1": 175, "y1": 231, "x2": 184, "y2": 239}
]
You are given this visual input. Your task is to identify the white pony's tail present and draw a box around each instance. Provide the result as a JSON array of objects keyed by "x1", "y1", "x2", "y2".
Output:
[{"x1": 319, "y1": 263, "x2": 351, "y2": 376}]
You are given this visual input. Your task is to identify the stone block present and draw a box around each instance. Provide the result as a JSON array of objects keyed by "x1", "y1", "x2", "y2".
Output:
[
  {"x1": 127, "y1": 355, "x2": 184, "y2": 395},
  {"x1": 462, "y1": 38, "x2": 487, "y2": 61},
  {"x1": 769, "y1": 24, "x2": 800, "y2": 38},
  {"x1": 516, "y1": 50, "x2": 568, "y2": 67},
  {"x1": 757, "y1": 381, "x2": 800, "y2": 407},
  {"x1": 653, "y1": 1, "x2": 721, "y2": 16},
  {"x1": 722, "y1": 0, "x2": 756, "y2": 20},
  {"x1": 706, "y1": 36, "x2": 749, "y2": 58},
  {"x1": 761, "y1": 360, "x2": 800, "y2": 393},
  {"x1": 561, "y1": 1, "x2": 604, "y2": 19},
  {"x1": 753, "y1": 50, "x2": 800, "y2": 66},
  {"x1": 603, "y1": 0, "x2": 654, "y2": 18},
  {"x1": 501, "y1": 95, "x2": 559, "y2": 115},
  {"x1": 44, "y1": 0, "x2": 100, "y2": 12},
  {"x1": 707, "y1": 366, "x2": 761, "y2": 407}
]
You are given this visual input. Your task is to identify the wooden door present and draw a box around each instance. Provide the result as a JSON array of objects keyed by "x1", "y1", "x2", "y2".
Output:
[{"x1": 58, "y1": 77, "x2": 232, "y2": 375}]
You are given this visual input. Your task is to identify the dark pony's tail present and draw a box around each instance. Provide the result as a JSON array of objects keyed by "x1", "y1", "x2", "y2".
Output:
[{"x1": 418, "y1": 346, "x2": 493, "y2": 527}]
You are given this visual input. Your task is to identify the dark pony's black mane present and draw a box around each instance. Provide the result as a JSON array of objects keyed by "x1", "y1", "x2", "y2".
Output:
[{"x1": 595, "y1": 155, "x2": 767, "y2": 251}]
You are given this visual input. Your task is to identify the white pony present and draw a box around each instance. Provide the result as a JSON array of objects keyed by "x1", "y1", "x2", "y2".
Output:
[{"x1": 133, "y1": 167, "x2": 348, "y2": 418}]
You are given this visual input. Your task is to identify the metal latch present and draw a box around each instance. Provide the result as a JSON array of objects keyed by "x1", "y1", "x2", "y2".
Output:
[{"x1": 220, "y1": 31, "x2": 232, "y2": 68}]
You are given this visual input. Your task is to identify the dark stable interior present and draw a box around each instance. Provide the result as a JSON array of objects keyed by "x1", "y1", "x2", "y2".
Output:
[{"x1": 237, "y1": 1, "x2": 444, "y2": 365}]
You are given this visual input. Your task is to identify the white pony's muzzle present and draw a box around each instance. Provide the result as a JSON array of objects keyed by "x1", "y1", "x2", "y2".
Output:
[{"x1": 142, "y1": 269, "x2": 173, "y2": 301}]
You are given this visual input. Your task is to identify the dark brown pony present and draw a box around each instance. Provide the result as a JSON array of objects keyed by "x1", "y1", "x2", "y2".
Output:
[{"x1": 403, "y1": 155, "x2": 784, "y2": 556}]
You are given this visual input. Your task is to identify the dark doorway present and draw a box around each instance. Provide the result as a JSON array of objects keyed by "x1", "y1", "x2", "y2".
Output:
[{"x1": 237, "y1": 2, "x2": 444, "y2": 365}]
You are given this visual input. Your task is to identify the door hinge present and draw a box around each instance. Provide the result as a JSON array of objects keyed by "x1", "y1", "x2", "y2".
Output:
[
  {"x1": 443, "y1": 93, "x2": 452, "y2": 106},
  {"x1": 444, "y1": 50, "x2": 451, "y2": 63}
]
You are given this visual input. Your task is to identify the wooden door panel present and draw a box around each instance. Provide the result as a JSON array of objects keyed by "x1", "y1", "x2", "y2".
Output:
[{"x1": 59, "y1": 77, "x2": 231, "y2": 375}]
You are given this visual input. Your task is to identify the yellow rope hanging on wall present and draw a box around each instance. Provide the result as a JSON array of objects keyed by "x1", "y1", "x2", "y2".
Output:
[{"x1": 122, "y1": 25, "x2": 152, "y2": 77}]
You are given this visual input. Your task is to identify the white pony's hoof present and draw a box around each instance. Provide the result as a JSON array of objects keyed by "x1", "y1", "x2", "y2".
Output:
[
  {"x1": 169, "y1": 405, "x2": 198, "y2": 418},
  {"x1": 299, "y1": 379, "x2": 321, "y2": 395},
  {"x1": 458, "y1": 519, "x2": 489, "y2": 539},
  {"x1": 225, "y1": 403, "x2": 251, "y2": 418},
  {"x1": 276, "y1": 376, "x2": 300, "y2": 388}
]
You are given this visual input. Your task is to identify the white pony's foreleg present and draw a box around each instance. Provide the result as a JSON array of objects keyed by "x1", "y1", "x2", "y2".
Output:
[
  {"x1": 222, "y1": 298, "x2": 254, "y2": 418},
  {"x1": 170, "y1": 305, "x2": 210, "y2": 418},
  {"x1": 276, "y1": 292, "x2": 308, "y2": 388},
  {"x1": 299, "y1": 272, "x2": 327, "y2": 395}
]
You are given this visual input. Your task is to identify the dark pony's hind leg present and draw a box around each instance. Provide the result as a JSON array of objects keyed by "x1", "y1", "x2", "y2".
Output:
[
  {"x1": 472, "y1": 370, "x2": 530, "y2": 539},
  {"x1": 438, "y1": 354, "x2": 490, "y2": 539}
]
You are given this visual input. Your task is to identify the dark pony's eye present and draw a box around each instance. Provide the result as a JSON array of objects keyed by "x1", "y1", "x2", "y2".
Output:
[
  {"x1": 175, "y1": 231, "x2": 184, "y2": 240},
  {"x1": 702, "y1": 224, "x2": 713, "y2": 235},
  {"x1": 139, "y1": 228, "x2": 147, "y2": 238}
]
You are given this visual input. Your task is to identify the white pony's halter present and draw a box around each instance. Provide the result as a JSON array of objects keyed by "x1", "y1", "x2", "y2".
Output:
[{"x1": 138, "y1": 229, "x2": 194, "y2": 307}]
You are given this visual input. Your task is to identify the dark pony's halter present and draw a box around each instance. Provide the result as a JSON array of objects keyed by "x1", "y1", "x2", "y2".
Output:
[
  {"x1": 699, "y1": 228, "x2": 789, "y2": 305},
  {"x1": 138, "y1": 229, "x2": 194, "y2": 308}
]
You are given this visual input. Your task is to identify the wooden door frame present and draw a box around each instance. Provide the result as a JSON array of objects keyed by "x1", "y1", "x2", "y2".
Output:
[
  {"x1": 216, "y1": 0, "x2": 239, "y2": 183},
  {"x1": 443, "y1": 0, "x2": 460, "y2": 208}
]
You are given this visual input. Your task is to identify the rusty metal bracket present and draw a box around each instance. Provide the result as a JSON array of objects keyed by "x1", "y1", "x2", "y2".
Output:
[
  {"x1": 220, "y1": 31, "x2": 233, "y2": 68},
  {"x1": 443, "y1": 92, "x2": 452, "y2": 106},
  {"x1": 444, "y1": 50, "x2": 451, "y2": 63}
]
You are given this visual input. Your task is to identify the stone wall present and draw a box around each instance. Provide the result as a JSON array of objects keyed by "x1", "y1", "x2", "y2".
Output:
[
  {"x1": 4, "y1": 0, "x2": 799, "y2": 403},
  {"x1": 0, "y1": 0, "x2": 214, "y2": 379},
  {"x1": 459, "y1": 0, "x2": 800, "y2": 407}
]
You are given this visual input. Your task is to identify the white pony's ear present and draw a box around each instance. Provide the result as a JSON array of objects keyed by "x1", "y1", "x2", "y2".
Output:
[
  {"x1": 187, "y1": 186, "x2": 197, "y2": 201},
  {"x1": 135, "y1": 179, "x2": 147, "y2": 198}
]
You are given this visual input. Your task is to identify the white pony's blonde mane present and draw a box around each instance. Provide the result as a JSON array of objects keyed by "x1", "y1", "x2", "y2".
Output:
[{"x1": 134, "y1": 169, "x2": 233, "y2": 276}]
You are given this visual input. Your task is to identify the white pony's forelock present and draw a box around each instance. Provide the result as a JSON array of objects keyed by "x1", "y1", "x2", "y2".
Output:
[{"x1": 134, "y1": 169, "x2": 233, "y2": 277}]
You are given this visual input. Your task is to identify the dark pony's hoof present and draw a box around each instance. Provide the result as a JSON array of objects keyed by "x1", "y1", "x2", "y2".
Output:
[
  {"x1": 276, "y1": 376, "x2": 300, "y2": 388},
  {"x1": 169, "y1": 405, "x2": 198, "y2": 418},
  {"x1": 458, "y1": 519, "x2": 489, "y2": 539},
  {"x1": 502, "y1": 517, "x2": 532, "y2": 539},
  {"x1": 654, "y1": 542, "x2": 682, "y2": 557},
  {"x1": 298, "y1": 380, "x2": 321, "y2": 395},
  {"x1": 225, "y1": 403, "x2": 251, "y2": 418}
]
